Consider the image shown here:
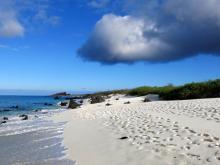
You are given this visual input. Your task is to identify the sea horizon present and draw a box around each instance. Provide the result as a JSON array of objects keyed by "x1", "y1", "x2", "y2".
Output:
[{"x1": 0, "y1": 89, "x2": 94, "y2": 96}]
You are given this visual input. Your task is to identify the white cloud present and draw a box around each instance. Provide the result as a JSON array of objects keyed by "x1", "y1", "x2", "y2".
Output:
[
  {"x1": 33, "y1": 8, "x2": 60, "y2": 26},
  {"x1": 0, "y1": 3, "x2": 24, "y2": 38},
  {"x1": 0, "y1": 19, "x2": 24, "y2": 37},
  {"x1": 0, "y1": 0, "x2": 61, "y2": 38},
  {"x1": 88, "y1": 0, "x2": 110, "y2": 8},
  {"x1": 0, "y1": 43, "x2": 31, "y2": 52}
]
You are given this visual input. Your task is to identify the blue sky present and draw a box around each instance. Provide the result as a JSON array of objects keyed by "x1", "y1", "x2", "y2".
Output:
[{"x1": 0, "y1": 0, "x2": 220, "y2": 95}]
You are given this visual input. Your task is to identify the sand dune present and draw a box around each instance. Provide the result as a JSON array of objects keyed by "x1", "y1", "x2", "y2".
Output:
[{"x1": 52, "y1": 96, "x2": 220, "y2": 165}]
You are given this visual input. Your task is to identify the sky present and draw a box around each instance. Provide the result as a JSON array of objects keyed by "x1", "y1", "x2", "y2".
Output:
[{"x1": 0, "y1": 0, "x2": 220, "y2": 95}]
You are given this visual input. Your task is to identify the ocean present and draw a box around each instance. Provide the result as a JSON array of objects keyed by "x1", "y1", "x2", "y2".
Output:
[
  {"x1": 0, "y1": 95, "x2": 75, "y2": 165},
  {"x1": 0, "y1": 95, "x2": 61, "y2": 115}
]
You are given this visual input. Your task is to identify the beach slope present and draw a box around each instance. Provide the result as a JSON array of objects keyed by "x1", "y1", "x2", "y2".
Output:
[{"x1": 53, "y1": 96, "x2": 220, "y2": 165}]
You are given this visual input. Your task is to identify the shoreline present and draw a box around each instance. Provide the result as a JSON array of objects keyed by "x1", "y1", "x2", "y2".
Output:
[
  {"x1": 52, "y1": 95, "x2": 220, "y2": 165},
  {"x1": 0, "y1": 108, "x2": 74, "y2": 164}
]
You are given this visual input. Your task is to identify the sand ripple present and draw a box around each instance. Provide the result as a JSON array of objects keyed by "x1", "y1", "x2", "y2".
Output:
[{"x1": 72, "y1": 97, "x2": 220, "y2": 164}]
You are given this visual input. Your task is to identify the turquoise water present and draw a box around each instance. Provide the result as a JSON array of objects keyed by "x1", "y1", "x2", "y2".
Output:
[{"x1": 0, "y1": 95, "x2": 63, "y2": 116}]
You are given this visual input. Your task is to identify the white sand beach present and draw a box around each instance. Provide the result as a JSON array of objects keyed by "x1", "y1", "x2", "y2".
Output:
[{"x1": 52, "y1": 96, "x2": 220, "y2": 165}]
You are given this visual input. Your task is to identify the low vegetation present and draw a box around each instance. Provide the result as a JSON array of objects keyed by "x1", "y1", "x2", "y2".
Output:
[
  {"x1": 88, "y1": 79, "x2": 220, "y2": 101},
  {"x1": 83, "y1": 89, "x2": 129, "y2": 98},
  {"x1": 129, "y1": 79, "x2": 220, "y2": 100},
  {"x1": 128, "y1": 85, "x2": 175, "y2": 97},
  {"x1": 161, "y1": 79, "x2": 220, "y2": 100}
]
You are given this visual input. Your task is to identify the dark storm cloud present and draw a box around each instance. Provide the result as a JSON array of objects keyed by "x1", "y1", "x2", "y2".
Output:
[{"x1": 78, "y1": 0, "x2": 220, "y2": 64}]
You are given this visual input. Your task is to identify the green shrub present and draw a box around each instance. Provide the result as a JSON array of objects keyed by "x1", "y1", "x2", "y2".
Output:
[
  {"x1": 161, "y1": 79, "x2": 220, "y2": 100},
  {"x1": 88, "y1": 79, "x2": 220, "y2": 100},
  {"x1": 84, "y1": 89, "x2": 129, "y2": 98},
  {"x1": 128, "y1": 85, "x2": 176, "y2": 97}
]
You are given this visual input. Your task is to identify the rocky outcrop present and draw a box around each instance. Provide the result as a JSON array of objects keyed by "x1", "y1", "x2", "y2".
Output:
[
  {"x1": 68, "y1": 99, "x2": 80, "y2": 109},
  {"x1": 60, "y1": 102, "x2": 68, "y2": 106},
  {"x1": 119, "y1": 136, "x2": 128, "y2": 140},
  {"x1": 90, "y1": 96, "x2": 105, "y2": 104},
  {"x1": 106, "y1": 103, "x2": 112, "y2": 106},
  {"x1": 51, "y1": 92, "x2": 70, "y2": 97},
  {"x1": 3, "y1": 117, "x2": 8, "y2": 120},
  {"x1": 1, "y1": 117, "x2": 9, "y2": 124},
  {"x1": 0, "y1": 109, "x2": 11, "y2": 112},
  {"x1": 51, "y1": 92, "x2": 70, "y2": 100},
  {"x1": 54, "y1": 96, "x2": 60, "y2": 100},
  {"x1": 0, "y1": 121, "x2": 7, "y2": 124},
  {"x1": 19, "y1": 114, "x2": 28, "y2": 120},
  {"x1": 144, "y1": 94, "x2": 160, "y2": 101},
  {"x1": 10, "y1": 106, "x2": 19, "y2": 109},
  {"x1": 44, "y1": 103, "x2": 53, "y2": 106},
  {"x1": 65, "y1": 96, "x2": 83, "y2": 100},
  {"x1": 143, "y1": 98, "x2": 151, "y2": 102},
  {"x1": 124, "y1": 101, "x2": 130, "y2": 104}
]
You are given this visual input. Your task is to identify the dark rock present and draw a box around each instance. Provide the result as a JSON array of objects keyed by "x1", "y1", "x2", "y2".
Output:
[
  {"x1": 65, "y1": 96, "x2": 82, "y2": 100},
  {"x1": 106, "y1": 95, "x2": 111, "y2": 99},
  {"x1": 0, "y1": 109, "x2": 11, "y2": 112},
  {"x1": 124, "y1": 101, "x2": 130, "y2": 104},
  {"x1": 44, "y1": 103, "x2": 53, "y2": 106},
  {"x1": 90, "y1": 96, "x2": 105, "y2": 104},
  {"x1": 143, "y1": 98, "x2": 151, "y2": 102},
  {"x1": 22, "y1": 116, "x2": 28, "y2": 120},
  {"x1": 51, "y1": 92, "x2": 70, "y2": 97},
  {"x1": 19, "y1": 114, "x2": 26, "y2": 117},
  {"x1": 60, "y1": 102, "x2": 68, "y2": 106},
  {"x1": 11, "y1": 106, "x2": 19, "y2": 109},
  {"x1": 19, "y1": 114, "x2": 28, "y2": 120},
  {"x1": 79, "y1": 100, "x2": 83, "y2": 104},
  {"x1": 54, "y1": 96, "x2": 60, "y2": 100},
  {"x1": 68, "y1": 99, "x2": 80, "y2": 109},
  {"x1": 116, "y1": 98, "x2": 119, "y2": 100},
  {"x1": 119, "y1": 136, "x2": 128, "y2": 140},
  {"x1": 82, "y1": 94, "x2": 90, "y2": 99},
  {"x1": 1, "y1": 121, "x2": 7, "y2": 124},
  {"x1": 106, "y1": 103, "x2": 112, "y2": 106},
  {"x1": 3, "y1": 117, "x2": 8, "y2": 120}
]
